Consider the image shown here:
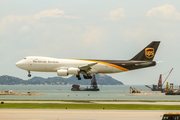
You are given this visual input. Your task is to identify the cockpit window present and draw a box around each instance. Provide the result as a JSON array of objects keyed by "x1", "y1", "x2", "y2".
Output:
[{"x1": 24, "y1": 58, "x2": 26, "y2": 59}]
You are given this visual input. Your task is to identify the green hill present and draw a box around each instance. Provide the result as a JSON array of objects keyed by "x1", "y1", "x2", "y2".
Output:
[{"x1": 0, "y1": 74, "x2": 123, "y2": 85}]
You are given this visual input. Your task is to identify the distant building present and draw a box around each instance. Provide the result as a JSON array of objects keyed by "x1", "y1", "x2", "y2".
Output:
[{"x1": 4, "y1": 90, "x2": 13, "y2": 93}]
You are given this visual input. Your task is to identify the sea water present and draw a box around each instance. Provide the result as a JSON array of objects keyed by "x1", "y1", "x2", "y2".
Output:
[{"x1": 0, "y1": 85, "x2": 180, "y2": 101}]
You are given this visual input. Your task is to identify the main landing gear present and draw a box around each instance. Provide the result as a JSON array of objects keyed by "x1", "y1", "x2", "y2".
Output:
[
  {"x1": 28, "y1": 71, "x2": 31, "y2": 77},
  {"x1": 76, "y1": 75, "x2": 81, "y2": 80},
  {"x1": 76, "y1": 74, "x2": 92, "y2": 80},
  {"x1": 83, "y1": 74, "x2": 92, "y2": 79}
]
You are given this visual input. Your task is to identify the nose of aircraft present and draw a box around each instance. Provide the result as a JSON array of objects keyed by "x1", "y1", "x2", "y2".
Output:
[{"x1": 15, "y1": 60, "x2": 24, "y2": 69}]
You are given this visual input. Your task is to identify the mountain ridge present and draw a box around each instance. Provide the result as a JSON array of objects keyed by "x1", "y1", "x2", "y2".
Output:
[{"x1": 0, "y1": 74, "x2": 123, "y2": 85}]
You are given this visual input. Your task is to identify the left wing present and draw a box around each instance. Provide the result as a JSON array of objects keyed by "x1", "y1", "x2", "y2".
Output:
[
  {"x1": 78, "y1": 62, "x2": 98, "y2": 79},
  {"x1": 78, "y1": 62, "x2": 98, "y2": 72}
]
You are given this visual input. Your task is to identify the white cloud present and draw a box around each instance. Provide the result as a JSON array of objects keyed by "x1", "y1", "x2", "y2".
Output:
[
  {"x1": 18, "y1": 25, "x2": 31, "y2": 34},
  {"x1": 0, "y1": 9, "x2": 80, "y2": 35},
  {"x1": 0, "y1": 11, "x2": 104, "y2": 58},
  {"x1": 109, "y1": 8, "x2": 126, "y2": 21},
  {"x1": 146, "y1": 4, "x2": 180, "y2": 20},
  {"x1": 0, "y1": 15, "x2": 34, "y2": 35},
  {"x1": 123, "y1": 28, "x2": 147, "y2": 42},
  {"x1": 82, "y1": 26, "x2": 103, "y2": 44},
  {"x1": 123, "y1": 27, "x2": 160, "y2": 43},
  {"x1": 34, "y1": 9, "x2": 79, "y2": 19},
  {"x1": 34, "y1": 9, "x2": 65, "y2": 19}
]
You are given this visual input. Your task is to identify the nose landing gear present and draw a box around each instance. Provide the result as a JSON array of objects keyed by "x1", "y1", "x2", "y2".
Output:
[{"x1": 28, "y1": 71, "x2": 31, "y2": 77}]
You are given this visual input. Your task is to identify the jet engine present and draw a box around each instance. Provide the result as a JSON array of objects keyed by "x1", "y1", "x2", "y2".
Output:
[
  {"x1": 68, "y1": 68, "x2": 80, "y2": 75},
  {"x1": 57, "y1": 68, "x2": 80, "y2": 76},
  {"x1": 57, "y1": 69, "x2": 68, "y2": 76}
]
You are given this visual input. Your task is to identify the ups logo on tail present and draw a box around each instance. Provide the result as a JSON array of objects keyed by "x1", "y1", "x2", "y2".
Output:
[{"x1": 145, "y1": 48, "x2": 154, "y2": 59}]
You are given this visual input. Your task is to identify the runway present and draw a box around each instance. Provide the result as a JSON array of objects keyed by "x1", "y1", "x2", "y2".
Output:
[
  {"x1": 3, "y1": 101, "x2": 180, "y2": 105},
  {"x1": 0, "y1": 109, "x2": 179, "y2": 120},
  {"x1": 1, "y1": 101, "x2": 180, "y2": 120}
]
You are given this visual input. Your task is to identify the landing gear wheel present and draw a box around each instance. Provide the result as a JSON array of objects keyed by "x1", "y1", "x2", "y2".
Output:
[
  {"x1": 76, "y1": 75, "x2": 81, "y2": 80},
  {"x1": 87, "y1": 74, "x2": 92, "y2": 79},
  {"x1": 28, "y1": 71, "x2": 31, "y2": 77},
  {"x1": 28, "y1": 74, "x2": 31, "y2": 77},
  {"x1": 83, "y1": 75, "x2": 88, "y2": 79}
]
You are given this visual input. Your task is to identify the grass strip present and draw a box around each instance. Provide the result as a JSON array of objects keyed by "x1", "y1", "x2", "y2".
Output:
[
  {"x1": 1, "y1": 99, "x2": 180, "y2": 102},
  {"x1": 1, "y1": 103, "x2": 180, "y2": 110}
]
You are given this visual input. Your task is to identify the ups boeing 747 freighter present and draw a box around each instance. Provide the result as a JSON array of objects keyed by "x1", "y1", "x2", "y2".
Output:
[{"x1": 16, "y1": 41, "x2": 160, "y2": 80}]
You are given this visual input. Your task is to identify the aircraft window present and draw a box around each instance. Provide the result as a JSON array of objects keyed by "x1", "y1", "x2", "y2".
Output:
[{"x1": 24, "y1": 58, "x2": 26, "y2": 59}]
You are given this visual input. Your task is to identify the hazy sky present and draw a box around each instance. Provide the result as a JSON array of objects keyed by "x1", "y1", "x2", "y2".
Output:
[{"x1": 0, "y1": 0, "x2": 180, "y2": 85}]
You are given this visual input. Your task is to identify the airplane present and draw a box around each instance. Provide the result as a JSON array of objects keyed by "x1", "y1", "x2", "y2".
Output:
[{"x1": 16, "y1": 41, "x2": 160, "y2": 80}]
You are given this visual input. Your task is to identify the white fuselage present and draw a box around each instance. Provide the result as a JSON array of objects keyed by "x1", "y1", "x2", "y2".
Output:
[
  {"x1": 16, "y1": 56, "x2": 124, "y2": 74},
  {"x1": 15, "y1": 41, "x2": 160, "y2": 79}
]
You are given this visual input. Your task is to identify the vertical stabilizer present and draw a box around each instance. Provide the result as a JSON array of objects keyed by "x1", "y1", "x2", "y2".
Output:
[{"x1": 131, "y1": 41, "x2": 160, "y2": 61}]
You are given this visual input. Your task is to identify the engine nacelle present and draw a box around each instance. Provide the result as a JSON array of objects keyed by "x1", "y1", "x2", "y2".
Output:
[
  {"x1": 68, "y1": 68, "x2": 80, "y2": 75},
  {"x1": 57, "y1": 69, "x2": 68, "y2": 76}
]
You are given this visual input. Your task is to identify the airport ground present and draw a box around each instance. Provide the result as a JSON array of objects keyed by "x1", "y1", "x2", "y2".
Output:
[
  {"x1": 1, "y1": 101, "x2": 180, "y2": 120},
  {"x1": 0, "y1": 109, "x2": 180, "y2": 120}
]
